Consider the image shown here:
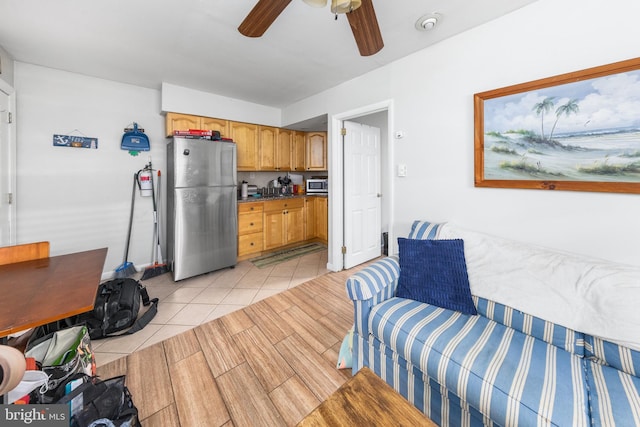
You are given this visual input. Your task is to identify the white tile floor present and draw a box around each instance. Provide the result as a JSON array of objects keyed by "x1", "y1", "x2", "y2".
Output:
[{"x1": 92, "y1": 249, "x2": 330, "y2": 366}]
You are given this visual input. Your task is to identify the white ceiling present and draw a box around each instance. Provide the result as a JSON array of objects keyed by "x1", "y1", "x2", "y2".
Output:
[{"x1": 0, "y1": 0, "x2": 537, "y2": 109}]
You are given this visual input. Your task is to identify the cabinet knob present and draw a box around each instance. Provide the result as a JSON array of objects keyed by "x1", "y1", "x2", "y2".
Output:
[
  {"x1": 250, "y1": 222, "x2": 254, "y2": 226},
  {"x1": 250, "y1": 207, "x2": 254, "y2": 211},
  {"x1": 250, "y1": 242, "x2": 254, "y2": 246}
]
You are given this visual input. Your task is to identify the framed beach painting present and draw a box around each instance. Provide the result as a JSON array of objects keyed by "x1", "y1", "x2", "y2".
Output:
[{"x1": 474, "y1": 57, "x2": 640, "y2": 193}]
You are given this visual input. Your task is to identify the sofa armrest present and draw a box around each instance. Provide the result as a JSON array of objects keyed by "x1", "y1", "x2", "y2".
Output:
[{"x1": 346, "y1": 256, "x2": 400, "y2": 336}]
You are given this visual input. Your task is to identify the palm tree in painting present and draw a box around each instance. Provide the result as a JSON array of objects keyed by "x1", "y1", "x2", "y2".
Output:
[
  {"x1": 532, "y1": 97, "x2": 556, "y2": 140},
  {"x1": 549, "y1": 99, "x2": 580, "y2": 142}
]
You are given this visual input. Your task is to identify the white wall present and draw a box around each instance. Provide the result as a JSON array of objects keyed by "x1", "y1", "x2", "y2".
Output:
[
  {"x1": 283, "y1": 0, "x2": 640, "y2": 266},
  {"x1": 12, "y1": 0, "x2": 640, "y2": 274},
  {"x1": 14, "y1": 63, "x2": 165, "y2": 276},
  {"x1": 13, "y1": 67, "x2": 288, "y2": 277},
  {"x1": 0, "y1": 46, "x2": 14, "y2": 87},
  {"x1": 162, "y1": 82, "x2": 282, "y2": 127}
]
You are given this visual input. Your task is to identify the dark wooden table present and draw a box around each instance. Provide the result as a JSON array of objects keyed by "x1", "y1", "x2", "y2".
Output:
[
  {"x1": 0, "y1": 247, "x2": 107, "y2": 338},
  {"x1": 297, "y1": 367, "x2": 437, "y2": 426}
]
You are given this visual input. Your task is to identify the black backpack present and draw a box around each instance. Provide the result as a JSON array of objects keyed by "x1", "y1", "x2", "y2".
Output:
[
  {"x1": 57, "y1": 375, "x2": 141, "y2": 427},
  {"x1": 80, "y1": 278, "x2": 159, "y2": 340}
]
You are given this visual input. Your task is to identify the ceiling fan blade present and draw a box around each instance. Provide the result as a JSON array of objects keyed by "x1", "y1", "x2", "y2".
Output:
[
  {"x1": 238, "y1": 0, "x2": 292, "y2": 38},
  {"x1": 346, "y1": 0, "x2": 384, "y2": 56}
]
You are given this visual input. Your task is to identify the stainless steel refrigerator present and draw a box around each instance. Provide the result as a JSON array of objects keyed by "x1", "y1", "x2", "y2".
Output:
[{"x1": 166, "y1": 137, "x2": 237, "y2": 281}]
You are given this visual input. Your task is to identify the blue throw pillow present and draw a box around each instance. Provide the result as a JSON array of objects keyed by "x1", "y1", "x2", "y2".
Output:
[{"x1": 397, "y1": 238, "x2": 477, "y2": 315}]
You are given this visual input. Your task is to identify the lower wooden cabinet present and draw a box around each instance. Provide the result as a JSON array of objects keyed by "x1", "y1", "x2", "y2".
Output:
[
  {"x1": 263, "y1": 198, "x2": 305, "y2": 251},
  {"x1": 315, "y1": 197, "x2": 328, "y2": 243},
  {"x1": 238, "y1": 202, "x2": 263, "y2": 257},
  {"x1": 237, "y1": 196, "x2": 327, "y2": 259},
  {"x1": 304, "y1": 196, "x2": 327, "y2": 244},
  {"x1": 304, "y1": 197, "x2": 316, "y2": 239}
]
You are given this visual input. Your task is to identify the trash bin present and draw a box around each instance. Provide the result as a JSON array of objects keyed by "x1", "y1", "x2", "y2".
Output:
[{"x1": 382, "y1": 232, "x2": 388, "y2": 256}]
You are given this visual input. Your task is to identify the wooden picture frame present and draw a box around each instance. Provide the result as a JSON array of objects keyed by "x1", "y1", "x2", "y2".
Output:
[{"x1": 474, "y1": 57, "x2": 640, "y2": 193}]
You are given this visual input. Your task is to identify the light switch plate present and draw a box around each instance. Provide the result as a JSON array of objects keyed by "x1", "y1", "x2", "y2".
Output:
[{"x1": 397, "y1": 164, "x2": 407, "y2": 177}]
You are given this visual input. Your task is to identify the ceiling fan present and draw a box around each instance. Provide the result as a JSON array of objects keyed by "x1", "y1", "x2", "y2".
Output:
[{"x1": 238, "y1": 0, "x2": 384, "y2": 56}]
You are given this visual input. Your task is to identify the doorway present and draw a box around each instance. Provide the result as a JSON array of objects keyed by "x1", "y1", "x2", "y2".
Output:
[
  {"x1": 342, "y1": 120, "x2": 381, "y2": 269},
  {"x1": 327, "y1": 100, "x2": 394, "y2": 271},
  {"x1": 0, "y1": 81, "x2": 16, "y2": 246}
]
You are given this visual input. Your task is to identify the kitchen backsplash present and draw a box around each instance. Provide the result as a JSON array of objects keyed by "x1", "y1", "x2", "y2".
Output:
[{"x1": 237, "y1": 171, "x2": 328, "y2": 189}]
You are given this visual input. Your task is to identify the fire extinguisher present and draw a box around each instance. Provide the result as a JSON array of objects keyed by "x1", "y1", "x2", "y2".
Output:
[{"x1": 136, "y1": 164, "x2": 153, "y2": 197}]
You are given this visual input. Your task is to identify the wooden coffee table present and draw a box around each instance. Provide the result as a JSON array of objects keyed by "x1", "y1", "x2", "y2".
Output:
[{"x1": 297, "y1": 366, "x2": 437, "y2": 426}]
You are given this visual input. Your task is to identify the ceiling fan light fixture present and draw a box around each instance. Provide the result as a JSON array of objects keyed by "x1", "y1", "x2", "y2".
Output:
[
  {"x1": 331, "y1": 0, "x2": 362, "y2": 14},
  {"x1": 302, "y1": 0, "x2": 328, "y2": 7},
  {"x1": 415, "y1": 13, "x2": 440, "y2": 31}
]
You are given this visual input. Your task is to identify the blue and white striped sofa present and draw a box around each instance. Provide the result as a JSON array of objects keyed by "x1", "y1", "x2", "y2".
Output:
[{"x1": 346, "y1": 221, "x2": 640, "y2": 426}]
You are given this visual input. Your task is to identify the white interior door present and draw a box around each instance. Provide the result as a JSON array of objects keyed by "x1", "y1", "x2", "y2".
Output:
[
  {"x1": 0, "y1": 87, "x2": 15, "y2": 246},
  {"x1": 343, "y1": 121, "x2": 381, "y2": 269}
]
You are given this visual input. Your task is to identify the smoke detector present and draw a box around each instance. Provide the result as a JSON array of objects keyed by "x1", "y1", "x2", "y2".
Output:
[{"x1": 415, "y1": 13, "x2": 440, "y2": 31}]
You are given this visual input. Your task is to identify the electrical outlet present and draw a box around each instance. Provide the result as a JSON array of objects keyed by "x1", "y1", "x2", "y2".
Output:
[{"x1": 397, "y1": 164, "x2": 407, "y2": 177}]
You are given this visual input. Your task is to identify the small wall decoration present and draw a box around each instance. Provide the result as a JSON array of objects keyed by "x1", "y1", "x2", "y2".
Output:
[
  {"x1": 53, "y1": 133, "x2": 98, "y2": 149},
  {"x1": 474, "y1": 57, "x2": 640, "y2": 194}
]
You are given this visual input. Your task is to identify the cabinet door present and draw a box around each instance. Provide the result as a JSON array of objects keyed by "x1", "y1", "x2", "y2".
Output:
[
  {"x1": 230, "y1": 121, "x2": 259, "y2": 171},
  {"x1": 201, "y1": 117, "x2": 229, "y2": 138},
  {"x1": 316, "y1": 197, "x2": 328, "y2": 242},
  {"x1": 306, "y1": 132, "x2": 327, "y2": 171},
  {"x1": 258, "y1": 126, "x2": 278, "y2": 171},
  {"x1": 286, "y1": 207, "x2": 305, "y2": 244},
  {"x1": 277, "y1": 128, "x2": 293, "y2": 171},
  {"x1": 165, "y1": 113, "x2": 200, "y2": 137},
  {"x1": 292, "y1": 131, "x2": 306, "y2": 172},
  {"x1": 263, "y1": 210, "x2": 285, "y2": 250},
  {"x1": 305, "y1": 197, "x2": 316, "y2": 239}
]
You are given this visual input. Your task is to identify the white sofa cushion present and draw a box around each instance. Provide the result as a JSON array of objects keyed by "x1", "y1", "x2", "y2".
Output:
[{"x1": 438, "y1": 223, "x2": 640, "y2": 352}]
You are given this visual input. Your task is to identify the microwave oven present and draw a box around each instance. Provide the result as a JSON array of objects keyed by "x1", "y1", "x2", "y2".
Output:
[{"x1": 306, "y1": 178, "x2": 328, "y2": 194}]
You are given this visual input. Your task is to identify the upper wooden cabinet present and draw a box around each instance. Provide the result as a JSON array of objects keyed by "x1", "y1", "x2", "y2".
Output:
[
  {"x1": 259, "y1": 127, "x2": 293, "y2": 171},
  {"x1": 165, "y1": 113, "x2": 200, "y2": 137},
  {"x1": 306, "y1": 132, "x2": 327, "y2": 171},
  {"x1": 292, "y1": 131, "x2": 306, "y2": 172},
  {"x1": 258, "y1": 126, "x2": 278, "y2": 170},
  {"x1": 277, "y1": 128, "x2": 292, "y2": 171},
  {"x1": 165, "y1": 113, "x2": 229, "y2": 138},
  {"x1": 201, "y1": 117, "x2": 229, "y2": 138},
  {"x1": 230, "y1": 121, "x2": 259, "y2": 171},
  {"x1": 165, "y1": 113, "x2": 327, "y2": 171}
]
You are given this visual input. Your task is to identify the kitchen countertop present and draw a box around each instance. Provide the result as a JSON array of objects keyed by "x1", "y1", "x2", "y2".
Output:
[{"x1": 238, "y1": 194, "x2": 327, "y2": 203}]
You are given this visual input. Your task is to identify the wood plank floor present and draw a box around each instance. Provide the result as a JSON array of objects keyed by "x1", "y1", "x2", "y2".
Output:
[{"x1": 96, "y1": 265, "x2": 368, "y2": 427}]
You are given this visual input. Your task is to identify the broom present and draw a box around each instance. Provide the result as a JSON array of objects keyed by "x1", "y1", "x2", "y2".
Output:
[
  {"x1": 141, "y1": 169, "x2": 169, "y2": 280},
  {"x1": 114, "y1": 173, "x2": 138, "y2": 278}
]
